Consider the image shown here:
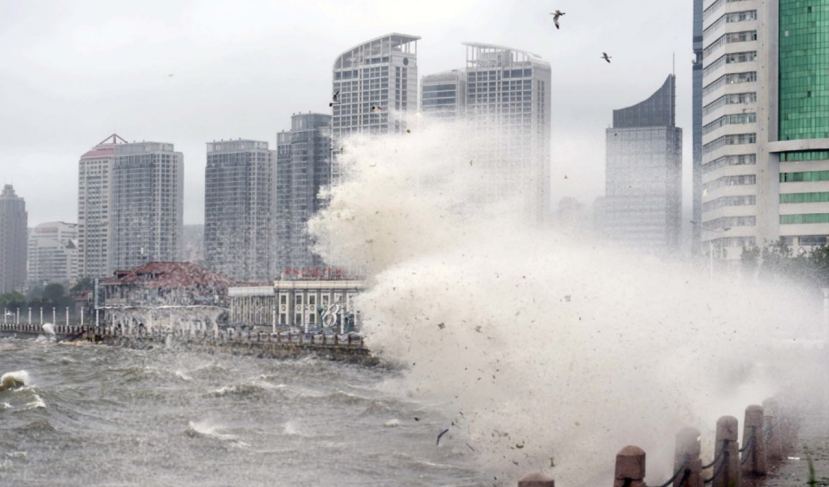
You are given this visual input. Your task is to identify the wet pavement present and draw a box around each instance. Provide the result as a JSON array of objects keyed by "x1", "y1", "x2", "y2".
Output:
[{"x1": 762, "y1": 407, "x2": 829, "y2": 487}]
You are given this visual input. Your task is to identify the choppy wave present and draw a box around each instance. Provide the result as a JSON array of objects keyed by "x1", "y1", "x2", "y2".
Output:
[
  {"x1": 0, "y1": 370, "x2": 29, "y2": 392},
  {"x1": 26, "y1": 393, "x2": 46, "y2": 409},
  {"x1": 185, "y1": 421, "x2": 249, "y2": 448}
]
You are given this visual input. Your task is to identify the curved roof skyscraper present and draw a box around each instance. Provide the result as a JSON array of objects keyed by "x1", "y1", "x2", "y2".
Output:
[{"x1": 332, "y1": 33, "x2": 419, "y2": 137}]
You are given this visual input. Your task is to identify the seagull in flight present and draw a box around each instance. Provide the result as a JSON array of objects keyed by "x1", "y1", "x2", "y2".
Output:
[
  {"x1": 601, "y1": 52, "x2": 612, "y2": 63},
  {"x1": 550, "y1": 10, "x2": 565, "y2": 29},
  {"x1": 329, "y1": 90, "x2": 340, "y2": 107},
  {"x1": 371, "y1": 105, "x2": 383, "y2": 113}
]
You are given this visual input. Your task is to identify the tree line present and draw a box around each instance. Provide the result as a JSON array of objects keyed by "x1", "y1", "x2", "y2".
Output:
[{"x1": 0, "y1": 277, "x2": 95, "y2": 312}]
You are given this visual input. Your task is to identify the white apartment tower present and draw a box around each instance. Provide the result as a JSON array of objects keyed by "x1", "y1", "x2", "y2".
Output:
[
  {"x1": 332, "y1": 33, "x2": 419, "y2": 137},
  {"x1": 701, "y1": 0, "x2": 829, "y2": 256},
  {"x1": 78, "y1": 134, "x2": 124, "y2": 279}
]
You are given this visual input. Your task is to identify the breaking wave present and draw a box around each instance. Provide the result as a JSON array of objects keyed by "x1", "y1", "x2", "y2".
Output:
[{"x1": 309, "y1": 116, "x2": 820, "y2": 484}]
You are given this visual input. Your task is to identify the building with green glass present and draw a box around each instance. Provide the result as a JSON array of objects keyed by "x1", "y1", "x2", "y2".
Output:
[{"x1": 700, "y1": 0, "x2": 829, "y2": 257}]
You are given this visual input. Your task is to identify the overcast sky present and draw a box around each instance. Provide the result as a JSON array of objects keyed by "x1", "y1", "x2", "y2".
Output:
[{"x1": 0, "y1": 0, "x2": 693, "y2": 227}]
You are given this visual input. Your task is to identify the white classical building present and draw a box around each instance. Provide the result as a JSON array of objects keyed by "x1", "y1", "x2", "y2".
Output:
[{"x1": 229, "y1": 275, "x2": 365, "y2": 332}]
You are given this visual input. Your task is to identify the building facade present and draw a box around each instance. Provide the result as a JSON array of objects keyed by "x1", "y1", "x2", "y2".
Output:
[
  {"x1": 275, "y1": 113, "x2": 332, "y2": 273},
  {"x1": 229, "y1": 277, "x2": 365, "y2": 332},
  {"x1": 77, "y1": 134, "x2": 124, "y2": 279},
  {"x1": 27, "y1": 221, "x2": 78, "y2": 290},
  {"x1": 693, "y1": 0, "x2": 704, "y2": 252},
  {"x1": 332, "y1": 33, "x2": 419, "y2": 137},
  {"x1": 420, "y1": 70, "x2": 466, "y2": 119},
  {"x1": 701, "y1": 0, "x2": 829, "y2": 257},
  {"x1": 605, "y1": 75, "x2": 683, "y2": 252},
  {"x1": 204, "y1": 140, "x2": 274, "y2": 282},
  {"x1": 0, "y1": 185, "x2": 27, "y2": 294},
  {"x1": 111, "y1": 142, "x2": 184, "y2": 271}
]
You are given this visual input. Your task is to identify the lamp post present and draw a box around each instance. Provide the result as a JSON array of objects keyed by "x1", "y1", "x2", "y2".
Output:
[{"x1": 691, "y1": 220, "x2": 731, "y2": 280}]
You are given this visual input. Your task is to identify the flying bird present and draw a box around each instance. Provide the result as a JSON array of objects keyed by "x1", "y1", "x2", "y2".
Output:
[
  {"x1": 371, "y1": 105, "x2": 383, "y2": 113},
  {"x1": 601, "y1": 52, "x2": 612, "y2": 63},
  {"x1": 168, "y1": 74, "x2": 174, "y2": 77},
  {"x1": 329, "y1": 90, "x2": 340, "y2": 107},
  {"x1": 550, "y1": 10, "x2": 565, "y2": 29}
]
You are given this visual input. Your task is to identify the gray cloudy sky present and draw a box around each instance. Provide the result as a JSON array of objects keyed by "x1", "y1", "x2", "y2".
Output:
[{"x1": 0, "y1": 0, "x2": 692, "y2": 227}]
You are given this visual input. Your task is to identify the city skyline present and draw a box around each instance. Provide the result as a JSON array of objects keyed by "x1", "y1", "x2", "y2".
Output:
[{"x1": 1, "y1": 0, "x2": 695, "y2": 230}]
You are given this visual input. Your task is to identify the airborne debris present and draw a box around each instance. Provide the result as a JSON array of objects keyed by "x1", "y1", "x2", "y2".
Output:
[
  {"x1": 515, "y1": 442, "x2": 524, "y2": 449},
  {"x1": 564, "y1": 295, "x2": 571, "y2": 302},
  {"x1": 437, "y1": 323, "x2": 445, "y2": 330},
  {"x1": 437, "y1": 428, "x2": 449, "y2": 446},
  {"x1": 474, "y1": 325, "x2": 482, "y2": 333}
]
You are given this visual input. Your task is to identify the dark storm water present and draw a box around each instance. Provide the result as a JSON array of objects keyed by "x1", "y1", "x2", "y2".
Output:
[{"x1": 0, "y1": 336, "x2": 491, "y2": 487}]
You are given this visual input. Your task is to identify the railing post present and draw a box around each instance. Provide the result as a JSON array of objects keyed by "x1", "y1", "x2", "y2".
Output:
[
  {"x1": 713, "y1": 416, "x2": 740, "y2": 487},
  {"x1": 674, "y1": 427, "x2": 702, "y2": 487},
  {"x1": 518, "y1": 471, "x2": 555, "y2": 487},
  {"x1": 614, "y1": 446, "x2": 645, "y2": 487},
  {"x1": 763, "y1": 399, "x2": 783, "y2": 463},
  {"x1": 742, "y1": 405, "x2": 766, "y2": 477}
]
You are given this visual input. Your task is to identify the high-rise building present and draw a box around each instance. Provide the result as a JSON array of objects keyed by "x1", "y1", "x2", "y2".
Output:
[
  {"x1": 204, "y1": 140, "x2": 274, "y2": 282},
  {"x1": 276, "y1": 113, "x2": 332, "y2": 274},
  {"x1": 332, "y1": 33, "x2": 419, "y2": 137},
  {"x1": 693, "y1": 0, "x2": 704, "y2": 253},
  {"x1": 605, "y1": 75, "x2": 683, "y2": 252},
  {"x1": 419, "y1": 44, "x2": 552, "y2": 220},
  {"x1": 0, "y1": 185, "x2": 27, "y2": 294},
  {"x1": 77, "y1": 134, "x2": 125, "y2": 279},
  {"x1": 27, "y1": 222, "x2": 78, "y2": 289},
  {"x1": 420, "y1": 70, "x2": 466, "y2": 119},
  {"x1": 467, "y1": 43, "x2": 552, "y2": 219},
  {"x1": 700, "y1": 1, "x2": 829, "y2": 257},
  {"x1": 111, "y1": 141, "x2": 183, "y2": 271}
]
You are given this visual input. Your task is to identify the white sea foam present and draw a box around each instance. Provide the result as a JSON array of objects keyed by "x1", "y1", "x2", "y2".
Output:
[
  {"x1": 41, "y1": 323, "x2": 55, "y2": 336},
  {"x1": 26, "y1": 394, "x2": 46, "y2": 410},
  {"x1": 174, "y1": 370, "x2": 193, "y2": 381},
  {"x1": 186, "y1": 421, "x2": 249, "y2": 448},
  {"x1": 0, "y1": 371, "x2": 29, "y2": 392},
  {"x1": 383, "y1": 419, "x2": 401, "y2": 427},
  {"x1": 309, "y1": 117, "x2": 821, "y2": 484}
]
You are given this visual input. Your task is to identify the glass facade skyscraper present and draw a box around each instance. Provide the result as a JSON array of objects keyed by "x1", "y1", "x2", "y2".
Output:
[
  {"x1": 420, "y1": 70, "x2": 466, "y2": 119},
  {"x1": 605, "y1": 75, "x2": 682, "y2": 252},
  {"x1": 111, "y1": 142, "x2": 183, "y2": 271},
  {"x1": 0, "y1": 185, "x2": 27, "y2": 294},
  {"x1": 275, "y1": 113, "x2": 332, "y2": 275},
  {"x1": 701, "y1": 0, "x2": 829, "y2": 256},
  {"x1": 204, "y1": 140, "x2": 274, "y2": 282}
]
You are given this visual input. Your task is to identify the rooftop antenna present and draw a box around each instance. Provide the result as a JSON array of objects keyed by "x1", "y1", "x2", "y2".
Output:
[{"x1": 672, "y1": 52, "x2": 675, "y2": 77}]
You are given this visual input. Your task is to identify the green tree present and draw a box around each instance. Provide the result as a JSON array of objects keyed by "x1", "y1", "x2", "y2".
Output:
[
  {"x1": 0, "y1": 292, "x2": 27, "y2": 311},
  {"x1": 43, "y1": 283, "x2": 66, "y2": 304},
  {"x1": 70, "y1": 277, "x2": 95, "y2": 294}
]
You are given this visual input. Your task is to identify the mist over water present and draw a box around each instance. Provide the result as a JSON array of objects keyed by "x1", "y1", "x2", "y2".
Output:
[{"x1": 311, "y1": 117, "x2": 824, "y2": 484}]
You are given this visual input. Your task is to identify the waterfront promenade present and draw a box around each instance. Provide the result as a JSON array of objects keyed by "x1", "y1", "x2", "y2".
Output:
[{"x1": 0, "y1": 323, "x2": 376, "y2": 365}]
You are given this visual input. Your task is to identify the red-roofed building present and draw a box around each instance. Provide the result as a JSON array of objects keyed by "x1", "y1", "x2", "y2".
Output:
[{"x1": 100, "y1": 261, "x2": 235, "y2": 308}]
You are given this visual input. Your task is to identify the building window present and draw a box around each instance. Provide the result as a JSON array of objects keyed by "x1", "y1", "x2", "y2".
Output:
[
  {"x1": 295, "y1": 313, "x2": 302, "y2": 324},
  {"x1": 295, "y1": 294, "x2": 302, "y2": 305},
  {"x1": 309, "y1": 295, "x2": 316, "y2": 306},
  {"x1": 280, "y1": 295, "x2": 287, "y2": 305}
]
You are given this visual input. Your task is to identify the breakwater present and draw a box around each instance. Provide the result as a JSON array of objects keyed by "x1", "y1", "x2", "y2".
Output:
[{"x1": 0, "y1": 323, "x2": 377, "y2": 366}]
